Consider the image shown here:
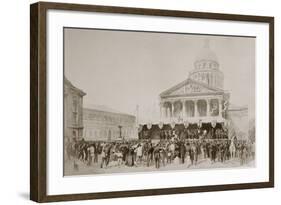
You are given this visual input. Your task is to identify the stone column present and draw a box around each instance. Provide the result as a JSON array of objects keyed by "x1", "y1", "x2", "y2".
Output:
[
  {"x1": 194, "y1": 99, "x2": 198, "y2": 117},
  {"x1": 171, "y1": 102, "x2": 174, "y2": 118},
  {"x1": 162, "y1": 106, "x2": 165, "y2": 119},
  {"x1": 167, "y1": 106, "x2": 171, "y2": 118},
  {"x1": 168, "y1": 106, "x2": 171, "y2": 118},
  {"x1": 182, "y1": 100, "x2": 186, "y2": 119},
  {"x1": 218, "y1": 99, "x2": 222, "y2": 117},
  {"x1": 206, "y1": 99, "x2": 210, "y2": 117}
]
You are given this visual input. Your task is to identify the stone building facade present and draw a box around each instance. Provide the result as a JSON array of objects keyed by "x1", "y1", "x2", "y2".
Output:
[
  {"x1": 159, "y1": 40, "x2": 230, "y2": 124},
  {"x1": 64, "y1": 78, "x2": 86, "y2": 140},
  {"x1": 83, "y1": 107, "x2": 137, "y2": 141},
  {"x1": 157, "y1": 40, "x2": 251, "y2": 140}
]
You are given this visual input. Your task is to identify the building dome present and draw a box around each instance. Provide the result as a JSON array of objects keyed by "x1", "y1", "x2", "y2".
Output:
[
  {"x1": 195, "y1": 46, "x2": 218, "y2": 63},
  {"x1": 194, "y1": 39, "x2": 219, "y2": 70},
  {"x1": 189, "y1": 39, "x2": 224, "y2": 89}
]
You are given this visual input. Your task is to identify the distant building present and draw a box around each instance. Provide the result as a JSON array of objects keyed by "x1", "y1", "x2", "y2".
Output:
[
  {"x1": 83, "y1": 107, "x2": 137, "y2": 141},
  {"x1": 228, "y1": 105, "x2": 249, "y2": 140},
  {"x1": 64, "y1": 78, "x2": 86, "y2": 140}
]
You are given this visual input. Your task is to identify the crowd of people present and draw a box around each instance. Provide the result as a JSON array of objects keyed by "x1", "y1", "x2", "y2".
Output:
[{"x1": 65, "y1": 131, "x2": 255, "y2": 171}]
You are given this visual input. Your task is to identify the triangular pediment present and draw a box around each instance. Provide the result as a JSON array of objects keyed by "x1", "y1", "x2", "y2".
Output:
[{"x1": 160, "y1": 78, "x2": 222, "y2": 97}]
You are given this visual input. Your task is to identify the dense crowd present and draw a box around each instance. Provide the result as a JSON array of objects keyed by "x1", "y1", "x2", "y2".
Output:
[{"x1": 65, "y1": 134, "x2": 255, "y2": 171}]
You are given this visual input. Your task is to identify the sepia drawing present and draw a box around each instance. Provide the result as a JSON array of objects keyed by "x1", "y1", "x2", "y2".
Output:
[{"x1": 63, "y1": 28, "x2": 255, "y2": 176}]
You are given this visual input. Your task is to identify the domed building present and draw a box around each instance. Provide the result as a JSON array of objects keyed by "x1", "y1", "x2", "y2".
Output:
[
  {"x1": 159, "y1": 40, "x2": 230, "y2": 124},
  {"x1": 137, "y1": 39, "x2": 250, "y2": 141}
]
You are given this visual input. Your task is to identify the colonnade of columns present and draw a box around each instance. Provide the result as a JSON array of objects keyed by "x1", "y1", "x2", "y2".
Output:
[{"x1": 160, "y1": 98, "x2": 223, "y2": 119}]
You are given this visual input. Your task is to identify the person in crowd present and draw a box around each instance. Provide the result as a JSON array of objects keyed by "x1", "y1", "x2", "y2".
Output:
[
  {"x1": 194, "y1": 142, "x2": 199, "y2": 165},
  {"x1": 100, "y1": 146, "x2": 107, "y2": 168},
  {"x1": 127, "y1": 146, "x2": 135, "y2": 167},
  {"x1": 146, "y1": 142, "x2": 154, "y2": 167},
  {"x1": 94, "y1": 142, "x2": 99, "y2": 163},
  {"x1": 219, "y1": 142, "x2": 225, "y2": 163},
  {"x1": 167, "y1": 146, "x2": 172, "y2": 164},
  {"x1": 225, "y1": 140, "x2": 230, "y2": 160},
  {"x1": 236, "y1": 142, "x2": 242, "y2": 161},
  {"x1": 87, "y1": 144, "x2": 95, "y2": 166},
  {"x1": 136, "y1": 144, "x2": 143, "y2": 165},
  {"x1": 179, "y1": 141, "x2": 186, "y2": 164},
  {"x1": 169, "y1": 142, "x2": 175, "y2": 159},
  {"x1": 160, "y1": 145, "x2": 167, "y2": 167},
  {"x1": 154, "y1": 144, "x2": 161, "y2": 169},
  {"x1": 188, "y1": 142, "x2": 195, "y2": 165},
  {"x1": 210, "y1": 141, "x2": 217, "y2": 163},
  {"x1": 201, "y1": 140, "x2": 207, "y2": 159},
  {"x1": 122, "y1": 143, "x2": 129, "y2": 164},
  {"x1": 105, "y1": 143, "x2": 112, "y2": 167},
  {"x1": 115, "y1": 149, "x2": 123, "y2": 167},
  {"x1": 78, "y1": 142, "x2": 85, "y2": 161}
]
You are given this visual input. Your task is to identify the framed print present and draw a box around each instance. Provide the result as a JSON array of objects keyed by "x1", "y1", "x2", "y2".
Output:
[{"x1": 30, "y1": 1, "x2": 274, "y2": 203}]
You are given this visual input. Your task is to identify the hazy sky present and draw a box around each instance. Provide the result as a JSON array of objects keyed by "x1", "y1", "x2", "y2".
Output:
[{"x1": 64, "y1": 28, "x2": 255, "y2": 122}]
